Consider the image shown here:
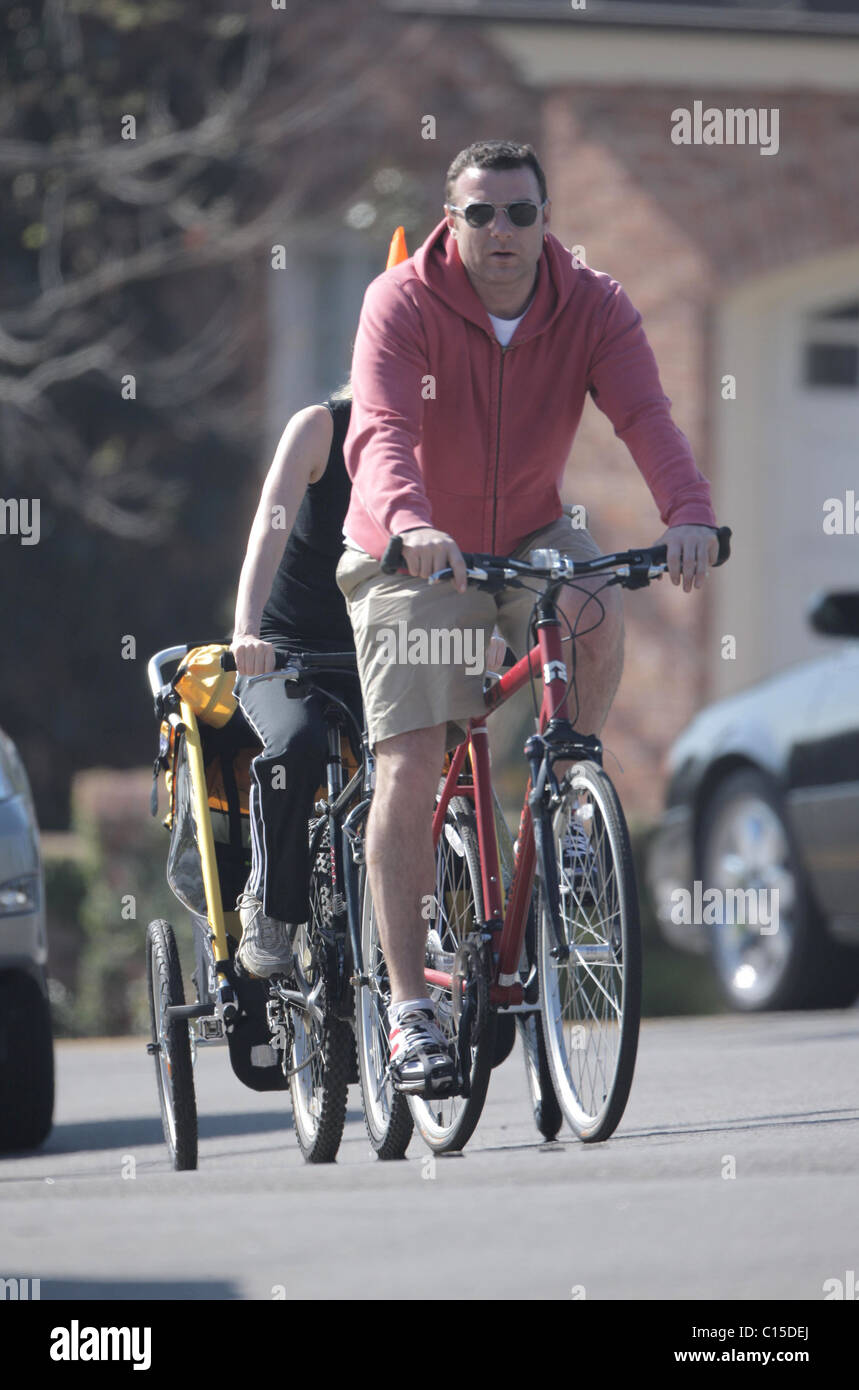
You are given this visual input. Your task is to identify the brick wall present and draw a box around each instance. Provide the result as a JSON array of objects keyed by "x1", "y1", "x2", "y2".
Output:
[{"x1": 542, "y1": 83, "x2": 859, "y2": 815}]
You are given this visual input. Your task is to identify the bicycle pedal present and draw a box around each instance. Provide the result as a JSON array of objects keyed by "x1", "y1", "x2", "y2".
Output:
[{"x1": 197, "y1": 1016, "x2": 225, "y2": 1042}]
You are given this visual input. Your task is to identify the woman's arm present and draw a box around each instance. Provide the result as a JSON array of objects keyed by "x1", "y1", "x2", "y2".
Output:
[{"x1": 232, "y1": 404, "x2": 334, "y2": 675}]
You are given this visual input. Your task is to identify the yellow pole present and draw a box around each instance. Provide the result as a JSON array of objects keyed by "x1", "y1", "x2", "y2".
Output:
[{"x1": 179, "y1": 702, "x2": 231, "y2": 983}]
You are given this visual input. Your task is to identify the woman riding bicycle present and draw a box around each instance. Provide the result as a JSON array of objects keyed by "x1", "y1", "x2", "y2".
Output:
[{"x1": 230, "y1": 382, "x2": 364, "y2": 978}]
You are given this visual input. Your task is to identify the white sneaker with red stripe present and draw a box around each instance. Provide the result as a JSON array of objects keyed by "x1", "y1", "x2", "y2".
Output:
[{"x1": 388, "y1": 1005, "x2": 458, "y2": 1097}]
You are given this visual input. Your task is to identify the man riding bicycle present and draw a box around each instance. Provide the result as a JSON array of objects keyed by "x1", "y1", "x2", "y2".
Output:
[{"x1": 336, "y1": 139, "x2": 721, "y2": 1097}]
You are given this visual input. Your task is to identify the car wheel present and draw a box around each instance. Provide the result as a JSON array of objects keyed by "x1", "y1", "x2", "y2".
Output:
[
  {"x1": 0, "y1": 970, "x2": 55, "y2": 1150},
  {"x1": 698, "y1": 769, "x2": 859, "y2": 1010}
]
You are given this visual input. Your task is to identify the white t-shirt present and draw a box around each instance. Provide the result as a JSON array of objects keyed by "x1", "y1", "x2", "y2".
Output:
[
  {"x1": 342, "y1": 296, "x2": 533, "y2": 547},
  {"x1": 487, "y1": 307, "x2": 529, "y2": 347}
]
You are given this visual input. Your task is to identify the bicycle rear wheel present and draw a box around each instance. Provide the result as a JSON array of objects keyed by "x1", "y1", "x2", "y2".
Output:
[
  {"x1": 408, "y1": 796, "x2": 497, "y2": 1154},
  {"x1": 492, "y1": 801, "x2": 563, "y2": 1138},
  {"x1": 354, "y1": 868, "x2": 415, "y2": 1159},
  {"x1": 146, "y1": 919, "x2": 197, "y2": 1170},
  {"x1": 288, "y1": 823, "x2": 351, "y2": 1163},
  {"x1": 537, "y1": 761, "x2": 641, "y2": 1142}
]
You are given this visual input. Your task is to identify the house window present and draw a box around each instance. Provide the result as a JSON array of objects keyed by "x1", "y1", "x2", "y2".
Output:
[{"x1": 803, "y1": 299, "x2": 859, "y2": 388}]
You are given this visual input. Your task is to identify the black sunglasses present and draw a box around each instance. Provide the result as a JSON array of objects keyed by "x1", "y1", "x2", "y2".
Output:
[{"x1": 447, "y1": 200, "x2": 546, "y2": 229}]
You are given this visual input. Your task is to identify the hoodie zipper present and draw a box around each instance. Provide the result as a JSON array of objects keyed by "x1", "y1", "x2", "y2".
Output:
[{"x1": 490, "y1": 345, "x2": 506, "y2": 552}]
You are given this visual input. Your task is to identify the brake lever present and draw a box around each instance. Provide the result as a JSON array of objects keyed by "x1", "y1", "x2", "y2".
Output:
[{"x1": 428, "y1": 565, "x2": 490, "y2": 585}]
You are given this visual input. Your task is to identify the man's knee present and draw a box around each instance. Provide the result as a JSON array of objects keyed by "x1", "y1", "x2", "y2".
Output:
[{"x1": 374, "y1": 724, "x2": 446, "y2": 797}]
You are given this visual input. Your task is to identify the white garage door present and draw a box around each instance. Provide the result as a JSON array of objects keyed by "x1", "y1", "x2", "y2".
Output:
[{"x1": 768, "y1": 292, "x2": 859, "y2": 673}]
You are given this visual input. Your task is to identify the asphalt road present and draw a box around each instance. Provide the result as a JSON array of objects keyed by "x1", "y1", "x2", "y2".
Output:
[{"x1": 1, "y1": 1012, "x2": 857, "y2": 1301}]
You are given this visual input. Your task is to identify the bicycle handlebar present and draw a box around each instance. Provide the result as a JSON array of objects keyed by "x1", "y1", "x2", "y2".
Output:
[
  {"x1": 221, "y1": 650, "x2": 290, "y2": 673},
  {"x1": 220, "y1": 649, "x2": 358, "y2": 675},
  {"x1": 380, "y1": 525, "x2": 731, "y2": 581}
]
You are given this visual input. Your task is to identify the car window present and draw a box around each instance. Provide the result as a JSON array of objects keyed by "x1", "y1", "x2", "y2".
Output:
[{"x1": 0, "y1": 730, "x2": 34, "y2": 804}]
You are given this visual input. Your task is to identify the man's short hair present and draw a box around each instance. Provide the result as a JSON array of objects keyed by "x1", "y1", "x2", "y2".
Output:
[{"x1": 444, "y1": 140, "x2": 548, "y2": 206}]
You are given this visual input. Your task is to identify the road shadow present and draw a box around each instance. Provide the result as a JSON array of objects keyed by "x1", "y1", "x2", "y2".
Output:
[
  {"x1": 13, "y1": 1106, "x2": 366, "y2": 1156},
  {"x1": 15, "y1": 1277, "x2": 241, "y2": 1299},
  {"x1": 614, "y1": 1105, "x2": 859, "y2": 1142}
]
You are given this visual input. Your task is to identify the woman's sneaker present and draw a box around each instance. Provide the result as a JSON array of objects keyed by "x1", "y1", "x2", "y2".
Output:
[
  {"x1": 388, "y1": 1005, "x2": 458, "y2": 1097},
  {"x1": 236, "y1": 893, "x2": 294, "y2": 978}
]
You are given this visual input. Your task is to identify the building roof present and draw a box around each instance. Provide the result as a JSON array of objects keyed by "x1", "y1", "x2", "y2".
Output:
[{"x1": 385, "y1": 1, "x2": 859, "y2": 38}]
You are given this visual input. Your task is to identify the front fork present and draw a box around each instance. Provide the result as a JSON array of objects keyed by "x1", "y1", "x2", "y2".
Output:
[
  {"x1": 341, "y1": 734, "x2": 376, "y2": 983},
  {"x1": 528, "y1": 608, "x2": 603, "y2": 963}
]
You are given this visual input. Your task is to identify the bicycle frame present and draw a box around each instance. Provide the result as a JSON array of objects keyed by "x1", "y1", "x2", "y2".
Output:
[
  {"x1": 429, "y1": 596, "x2": 582, "y2": 1009},
  {"x1": 233, "y1": 656, "x2": 371, "y2": 1001}
]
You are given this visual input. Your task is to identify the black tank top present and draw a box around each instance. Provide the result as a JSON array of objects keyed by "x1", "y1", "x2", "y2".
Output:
[{"x1": 259, "y1": 398, "x2": 354, "y2": 651}]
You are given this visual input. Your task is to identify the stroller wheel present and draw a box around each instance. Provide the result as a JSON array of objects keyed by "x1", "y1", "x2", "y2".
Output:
[{"x1": 146, "y1": 919, "x2": 198, "y2": 1170}]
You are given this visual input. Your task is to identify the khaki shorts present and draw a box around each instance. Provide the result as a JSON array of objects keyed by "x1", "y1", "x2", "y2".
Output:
[{"x1": 335, "y1": 513, "x2": 604, "y2": 750}]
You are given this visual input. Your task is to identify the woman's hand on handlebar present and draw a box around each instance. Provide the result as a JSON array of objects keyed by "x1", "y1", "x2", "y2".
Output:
[
  {"x1": 399, "y1": 527, "x2": 468, "y2": 594},
  {"x1": 231, "y1": 633, "x2": 277, "y2": 676}
]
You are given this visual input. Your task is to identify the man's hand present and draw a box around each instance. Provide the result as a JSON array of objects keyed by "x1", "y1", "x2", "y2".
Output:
[
  {"x1": 399, "y1": 527, "x2": 468, "y2": 593},
  {"x1": 657, "y1": 525, "x2": 719, "y2": 593},
  {"x1": 231, "y1": 633, "x2": 276, "y2": 676}
]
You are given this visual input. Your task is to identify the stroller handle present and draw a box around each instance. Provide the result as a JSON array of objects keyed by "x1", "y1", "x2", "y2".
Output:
[{"x1": 147, "y1": 644, "x2": 189, "y2": 699}]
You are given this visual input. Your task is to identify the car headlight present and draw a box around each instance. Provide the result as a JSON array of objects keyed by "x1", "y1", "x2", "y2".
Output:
[{"x1": 0, "y1": 875, "x2": 39, "y2": 917}]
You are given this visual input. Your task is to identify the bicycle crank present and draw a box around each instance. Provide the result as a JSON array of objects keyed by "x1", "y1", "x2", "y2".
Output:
[{"x1": 451, "y1": 936, "x2": 491, "y2": 1041}]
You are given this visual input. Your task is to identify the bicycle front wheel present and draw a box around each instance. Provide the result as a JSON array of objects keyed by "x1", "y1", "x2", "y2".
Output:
[{"x1": 537, "y1": 761, "x2": 641, "y2": 1142}]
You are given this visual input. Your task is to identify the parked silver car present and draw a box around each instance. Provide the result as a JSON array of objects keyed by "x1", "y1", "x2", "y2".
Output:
[
  {"x1": 647, "y1": 592, "x2": 859, "y2": 1012},
  {"x1": 0, "y1": 727, "x2": 54, "y2": 1149}
]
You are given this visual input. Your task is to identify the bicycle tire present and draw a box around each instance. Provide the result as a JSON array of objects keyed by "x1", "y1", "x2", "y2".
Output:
[
  {"x1": 517, "y1": 1011, "x2": 563, "y2": 1141},
  {"x1": 490, "y1": 794, "x2": 564, "y2": 1135},
  {"x1": 0, "y1": 971, "x2": 54, "y2": 1152},
  {"x1": 354, "y1": 867, "x2": 415, "y2": 1159},
  {"x1": 536, "y1": 761, "x2": 641, "y2": 1142},
  {"x1": 408, "y1": 796, "x2": 497, "y2": 1154},
  {"x1": 288, "y1": 822, "x2": 351, "y2": 1163},
  {"x1": 146, "y1": 919, "x2": 198, "y2": 1170}
]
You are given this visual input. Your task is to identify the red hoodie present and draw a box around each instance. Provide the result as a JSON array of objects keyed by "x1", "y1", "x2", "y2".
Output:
[{"x1": 343, "y1": 219, "x2": 716, "y2": 558}]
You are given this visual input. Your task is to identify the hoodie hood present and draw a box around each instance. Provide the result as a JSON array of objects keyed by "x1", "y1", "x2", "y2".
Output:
[{"x1": 410, "y1": 217, "x2": 578, "y2": 343}]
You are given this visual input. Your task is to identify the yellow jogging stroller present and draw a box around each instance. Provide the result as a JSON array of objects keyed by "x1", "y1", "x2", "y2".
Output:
[{"x1": 146, "y1": 642, "x2": 291, "y2": 1169}]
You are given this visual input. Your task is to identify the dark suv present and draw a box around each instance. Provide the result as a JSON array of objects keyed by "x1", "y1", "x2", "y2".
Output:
[{"x1": 0, "y1": 727, "x2": 54, "y2": 1149}]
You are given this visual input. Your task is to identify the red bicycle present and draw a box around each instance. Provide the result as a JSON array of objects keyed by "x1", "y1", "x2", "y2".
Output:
[{"x1": 354, "y1": 527, "x2": 731, "y2": 1155}]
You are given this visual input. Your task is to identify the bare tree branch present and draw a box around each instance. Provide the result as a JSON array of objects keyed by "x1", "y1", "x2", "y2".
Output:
[{"x1": 0, "y1": 330, "x2": 134, "y2": 406}]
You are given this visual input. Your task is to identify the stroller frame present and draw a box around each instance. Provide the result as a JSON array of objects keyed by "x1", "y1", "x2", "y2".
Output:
[{"x1": 145, "y1": 642, "x2": 374, "y2": 1169}]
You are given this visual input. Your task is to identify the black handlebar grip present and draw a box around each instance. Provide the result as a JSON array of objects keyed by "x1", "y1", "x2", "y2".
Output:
[
  {"x1": 220, "y1": 649, "x2": 289, "y2": 672},
  {"x1": 714, "y1": 525, "x2": 731, "y2": 567},
  {"x1": 380, "y1": 534, "x2": 404, "y2": 574},
  {"x1": 648, "y1": 525, "x2": 731, "y2": 571}
]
